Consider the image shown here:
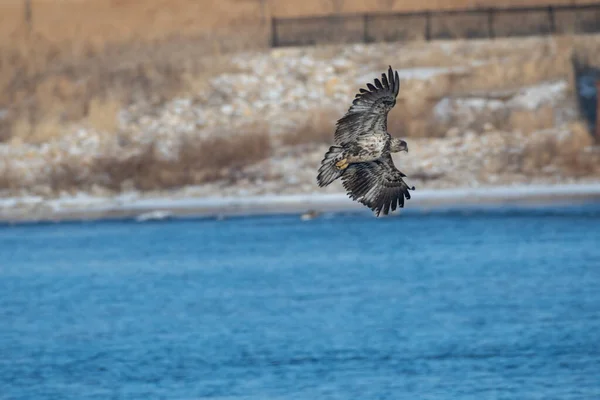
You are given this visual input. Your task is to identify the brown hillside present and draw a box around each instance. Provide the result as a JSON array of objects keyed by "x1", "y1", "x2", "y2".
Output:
[
  {"x1": 2, "y1": 0, "x2": 598, "y2": 48},
  {"x1": 1, "y1": 0, "x2": 598, "y2": 143}
]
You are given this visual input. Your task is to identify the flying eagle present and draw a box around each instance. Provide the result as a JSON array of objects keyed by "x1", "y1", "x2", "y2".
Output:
[{"x1": 316, "y1": 66, "x2": 415, "y2": 217}]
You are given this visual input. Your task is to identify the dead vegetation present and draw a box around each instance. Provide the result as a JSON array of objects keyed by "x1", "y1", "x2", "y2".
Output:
[
  {"x1": 269, "y1": 0, "x2": 600, "y2": 18},
  {"x1": 0, "y1": 0, "x2": 268, "y2": 143},
  {"x1": 0, "y1": 0, "x2": 599, "y2": 196},
  {"x1": 85, "y1": 132, "x2": 272, "y2": 192},
  {"x1": 512, "y1": 122, "x2": 600, "y2": 177},
  {"x1": 0, "y1": 35, "x2": 251, "y2": 143},
  {"x1": 0, "y1": 130, "x2": 272, "y2": 194},
  {"x1": 2, "y1": 1, "x2": 599, "y2": 145},
  {"x1": 279, "y1": 109, "x2": 339, "y2": 146}
]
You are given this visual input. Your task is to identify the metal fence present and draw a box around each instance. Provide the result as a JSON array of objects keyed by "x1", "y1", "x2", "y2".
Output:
[{"x1": 271, "y1": 3, "x2": 600, "y2": 47}]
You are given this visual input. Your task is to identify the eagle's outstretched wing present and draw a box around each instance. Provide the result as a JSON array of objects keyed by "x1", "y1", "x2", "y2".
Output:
[
  {"x1": 341, "y1": 153, "x2": 414, "y2": 217},
  {"x1": 334, "y1": 65, "x2": 400, "y2": 145}
]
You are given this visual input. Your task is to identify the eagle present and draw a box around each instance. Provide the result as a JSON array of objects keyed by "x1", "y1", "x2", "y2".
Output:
[{"x1": 316, "y1": 66, "x2": 415, "y2": 217}]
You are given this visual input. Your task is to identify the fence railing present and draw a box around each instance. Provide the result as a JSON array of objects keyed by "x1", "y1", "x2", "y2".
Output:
[{"x1": 271, "y1": 3, "x2": 600, "y2": 47}]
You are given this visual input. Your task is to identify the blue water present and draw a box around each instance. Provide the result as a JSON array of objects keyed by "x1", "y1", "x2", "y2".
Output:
[{"x1": 2, "y1": 205, "x2": 600, "y2": 399}]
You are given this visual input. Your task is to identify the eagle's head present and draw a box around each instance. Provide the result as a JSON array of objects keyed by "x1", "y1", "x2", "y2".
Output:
[{"x1": 390, "y1": 138, "x2": 408, "y2": 153}]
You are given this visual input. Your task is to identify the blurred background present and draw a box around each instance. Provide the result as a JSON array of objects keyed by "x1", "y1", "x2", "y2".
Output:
[
  {"x1": 2, "y1": 2, "x2": 600, "y2": 399},
  {"x1": 1, "y1": 0, "x2": 600, "y2": 217}
]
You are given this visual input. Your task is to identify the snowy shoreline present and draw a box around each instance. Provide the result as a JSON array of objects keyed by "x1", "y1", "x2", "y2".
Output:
[{"x1": 2, "y1": 182, "x2": 600, "y2": 223}]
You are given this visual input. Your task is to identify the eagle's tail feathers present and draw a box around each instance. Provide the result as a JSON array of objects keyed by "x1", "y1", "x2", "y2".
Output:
[{"x1": 317, "y1": 145, "x2": 346, "y2": 187}]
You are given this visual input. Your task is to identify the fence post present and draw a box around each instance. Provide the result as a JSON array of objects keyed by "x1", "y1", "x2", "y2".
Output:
[
  {"x1": 548, "y1": 6, "x2": 556, "y2": 34},
  {"x1": 487, "y1": 8, "x2": 495, "y2": 39},
  {"x1": 364, "y1": 14, "x2": 369, "y2": 43},
  {"x1": 576, "y1": 7, "x2": 583, "y2": 34},
  {"x1": 271, "y1": 17, "x2": 277, "y2": 47},
  {"x1": 425, "y1": 11, "x2": 431, "y2": 41}
]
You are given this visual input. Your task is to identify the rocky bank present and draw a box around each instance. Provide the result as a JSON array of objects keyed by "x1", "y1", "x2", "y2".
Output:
[{"x1": 1, "y1": 37, "x2": 600, "y2": 213}]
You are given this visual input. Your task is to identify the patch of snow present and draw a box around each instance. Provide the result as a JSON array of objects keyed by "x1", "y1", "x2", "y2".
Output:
[
  {"x1": 45, "y1": 193, "x2": 110, "y2": 211},
  {"x1": 135, "y1": 210, "x2": 173, "y2": 222},
  {"x1": 397, "y1": 66, "x2": 470, "y2": 81},
  {"x1": 115, "y1": 192, "x2": 141, "y2": 205},
  {"x1": 355, "y1": 65, "x2": 470, "y2": 84},
  {"x1": 0, "y1": 196, "x2": 44, "y2": 208},
  {"x1": 220, "y1": 104, "x2": 234, "y2": 115},
  {"x1": 433, "y1": 97, "x2": 504, "y2": 125},
  {"x1": 508, "y1": 81, "x2": 568, "y2": 110}
]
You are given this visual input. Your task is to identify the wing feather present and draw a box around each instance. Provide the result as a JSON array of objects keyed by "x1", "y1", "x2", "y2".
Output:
[
  {"x1": 381, "y1": 73, "x2": 389, "y2": 89},
  {"x1": 374, "y1": 78, "x2": 383, "y2": 90},
  {"x1": 341, "y1": 153, "x2": 414, "y2": 217},
  {"x1": 333, "y1": 66, "x2": 400, "y2": 145}
]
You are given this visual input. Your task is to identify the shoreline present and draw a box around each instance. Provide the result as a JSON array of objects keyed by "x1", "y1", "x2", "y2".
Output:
[{"x1": 2, "y1": 182, "x2": 600, "y2": 223}]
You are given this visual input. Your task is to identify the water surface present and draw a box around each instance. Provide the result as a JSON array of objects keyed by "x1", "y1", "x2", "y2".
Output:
[{"x1": 2, "y1": 205, "x2": 600, "y2": 399}]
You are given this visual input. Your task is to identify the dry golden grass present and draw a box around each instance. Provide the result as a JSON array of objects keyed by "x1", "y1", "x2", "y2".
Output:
[
  {"x1": 443, "y1": 43, "x2": 571, "y2": 95},
  {"x1": 86, "y1": 135, "x2": 268, "y2": 192},
  {"x1": 96, "y1": 131, "x2": 271, "y2": 191},
  {"x1": 0, "y1": 130, "x2": 273, "y2": 193},
  {"x1": 0, "y1": 0, "x2": 267, "y2": 48},
  {"x1": 511, "y1": 121, "x2": 599, "y2": 176},
  {"x1": 508, "y1": 106, "x2": 557, "y2": 135},
  {"x1": 0, "y1": 0, "x2": 598, "y2": 195},
  {"x1": 387, "y1": 97, "x2": 453, "y2": 138},
  {"x1": 86, "y1": 97, "x2": 122, "y2": 134},
  {"x1": 280, "y1": 109, "x2": 338, "y2": 146},
  {"x1": 10, "y1": 116, "x2": 62, "y2": 144},
  {"x1": 0, "y1": 0, "x2": 270, "y2": 143},
  {"x1": 7, "y1": 96, "x2": 121, "y2": 144},
  {"x1": 3, "y1": 0, "x2": 593, "y2": 42},
  {"x1": 270, "y1": 0, "x2": 600, "y2": 18},
  {"x1": 0, "y1": 35, "x2": 247, "y2": 143},
  {"x1": 283, "y1": 36, "x2": 598, "y2": 142},
  {"x1": 1, "y1": 0, "x2": 598, "y2": 145}
]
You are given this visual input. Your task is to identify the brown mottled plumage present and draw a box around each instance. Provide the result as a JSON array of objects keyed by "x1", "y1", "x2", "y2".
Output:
[{"x1": 316, "y1": 66, "x2": 414, "y2": 217}]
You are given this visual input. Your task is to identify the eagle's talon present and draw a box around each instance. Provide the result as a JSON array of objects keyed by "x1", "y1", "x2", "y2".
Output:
[{"x1": 335, "y1": 159, "x2": 349, "y2": 170}]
